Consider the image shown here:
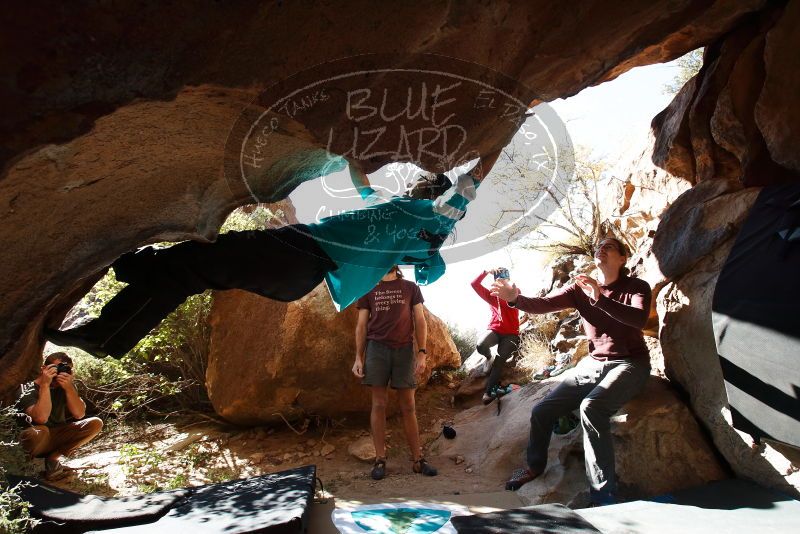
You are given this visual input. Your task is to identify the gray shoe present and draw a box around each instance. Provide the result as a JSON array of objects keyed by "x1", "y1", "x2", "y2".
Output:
[{"x1": 44, "y1": 460, "x2": 75, "y2": 482}]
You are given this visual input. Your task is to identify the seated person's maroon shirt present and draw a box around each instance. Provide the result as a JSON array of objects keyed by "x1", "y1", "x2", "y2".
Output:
[
  {"x1": 512, "y1": 274, "x2": 651, "y2": 360},
  {"x1": 356, "y1": 278, "x2": 424, "y2": 347}
]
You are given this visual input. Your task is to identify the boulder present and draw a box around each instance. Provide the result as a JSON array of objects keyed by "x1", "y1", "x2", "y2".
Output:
[
  {"x1": 652, "y1": 77, "x2": 698, "y2": 183},
  {"x1": 205, "y1": 285, "x2": 459, "y2": 425},
  {"x1": 755, "y1": 0, "x2": 800, "y2": 173},
  {"x1": 434, "y1": 374, "x2": 727, "y2": 506},
  {"x1": 651, "y1": 179, "x2": 748, "y2": 280}
]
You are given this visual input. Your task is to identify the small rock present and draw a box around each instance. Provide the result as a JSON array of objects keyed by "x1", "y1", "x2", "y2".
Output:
[
  {"x1": 282, "y1": 453, "x2": 293, "y2": 461},
  {"x1": 321, "y1": 444, "x2": 336, "y2": 456},
  {"x1": 348, "y1": 436, "x2": 376, "y2": 462},
  {"x1": 453, "y1": 455, "x2": 465, "y2": 465},
  {"x1": 465, "y1": 467, "x2": 473, "y2": 474},
  {"x1": 306, "y1": 439, "x2": 317, "y2": 447}
]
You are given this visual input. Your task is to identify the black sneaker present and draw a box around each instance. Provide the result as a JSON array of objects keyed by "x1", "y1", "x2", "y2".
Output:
[
  {"x1": 413, "y1": 458, "x2": 437, "y2": 477},
  {"x1": 371, "y1": 458, "x2": 386, "y2": 480},
  {"x1": 44, "y1": 328, "x2": 108, "y2": 359}
]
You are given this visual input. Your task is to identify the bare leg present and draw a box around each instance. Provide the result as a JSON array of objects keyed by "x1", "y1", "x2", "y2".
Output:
[
  {"x1": 396, "y1": 388, "x2": 421, "y2": 461},
  {"x1": 370, "y1": 386, "x2": 388, "y2": 459}
]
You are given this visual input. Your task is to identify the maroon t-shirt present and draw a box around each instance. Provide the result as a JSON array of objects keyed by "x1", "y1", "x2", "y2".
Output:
[
  {"x1": 513, "y1": 275, "x2": 651, "y2": 360},
  {"x1": 356, "y1": 278, "x2": 424, "y2": 348}
]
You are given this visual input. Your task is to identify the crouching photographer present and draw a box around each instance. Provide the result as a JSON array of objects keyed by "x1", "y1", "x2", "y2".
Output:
[{"x1": 15, "y1": 352, "x2": 102, "y2": 481}]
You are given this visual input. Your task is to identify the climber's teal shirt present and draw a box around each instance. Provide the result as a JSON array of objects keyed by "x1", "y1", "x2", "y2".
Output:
[{"x1": 308, "y1": 172, "x2": 480, "y2": 311}]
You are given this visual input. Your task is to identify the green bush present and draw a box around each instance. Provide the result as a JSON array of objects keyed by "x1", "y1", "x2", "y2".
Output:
[
  {"x1": 0, "y1": 407, "x2": 39, "y2": 533},
  {"x1": 60, "y1": 272, "x2": 213, "y2": 419},
  {"x1": 58, "y1": 204, "x2": 284, "y2": 419},
  {"x1": 445, "y1": 322, "x2": 478, "y2": 364}
]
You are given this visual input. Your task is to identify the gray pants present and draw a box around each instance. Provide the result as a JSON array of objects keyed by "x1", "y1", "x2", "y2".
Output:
[
  {"x1": 526, "y1": 356, "x2": 650, "y2": 501},
  {"x1": 476, "y1": 331, "x2": 520, "y2": 394}
]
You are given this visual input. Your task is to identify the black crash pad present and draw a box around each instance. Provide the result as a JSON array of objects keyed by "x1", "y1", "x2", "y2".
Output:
[
  {"x1": 9, "y1": 465, "x2": 316, "y2": 534},
  {"x1": 451, "y1": 503, "x2": 602, "y2": 533},
  {"x1": 88, "y1": 464, "x2": 316, "y2": 533},
  {"x1": 712, "y1": 183, "x2": 800, "y2": 447},
  {"x1": 7, "y1": 474, "x2": 188, "y2": 532}
]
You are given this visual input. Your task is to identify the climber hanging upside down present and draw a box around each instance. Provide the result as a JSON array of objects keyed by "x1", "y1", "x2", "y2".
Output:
[{"x1": 45, "y1": 149, "x2": 504, "y2": 358}]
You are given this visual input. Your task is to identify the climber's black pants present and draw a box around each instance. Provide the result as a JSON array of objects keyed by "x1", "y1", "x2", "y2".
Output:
[{"x1": 75, "y1": 224, "x2": 335, "y2": 356}]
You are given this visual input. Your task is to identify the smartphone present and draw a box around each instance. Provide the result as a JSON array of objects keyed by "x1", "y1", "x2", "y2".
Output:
[{"x1": 493, "y1": 268, "x2": 510, "y2": 280}]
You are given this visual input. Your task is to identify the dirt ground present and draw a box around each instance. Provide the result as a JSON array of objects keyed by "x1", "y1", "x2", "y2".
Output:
[{"x1": 50, "y1": 381, "x2": 502, "y2": 500}]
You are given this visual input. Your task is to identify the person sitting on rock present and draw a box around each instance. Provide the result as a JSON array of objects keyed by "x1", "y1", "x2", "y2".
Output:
[
  {"x1": 45, "y1": 149, "x2": 503, "y2": 359},
  {"x1": 352, "y1": 265, "x2": 437, "y2": 480},
  {"x1": 15, "y1": 352, "x2": 103, "y2": 481},
  {"x1": 492, "y1": 237, "x2": 651, "y2": 505},
  {"x1": 471, "y1": 267, "x2": 527, "y2": 404}
]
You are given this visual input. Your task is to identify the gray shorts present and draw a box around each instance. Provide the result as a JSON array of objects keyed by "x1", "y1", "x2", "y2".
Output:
[{"x1": 362, "y1": 340, "x2": 416, "y2": 389}]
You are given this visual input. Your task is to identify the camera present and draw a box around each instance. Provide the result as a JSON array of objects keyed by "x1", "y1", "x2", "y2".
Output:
[
  {"x1": 54, "y1": 362, "x2": 72, "y2": 375},
  {"x1": 493, "y1": 268, "x2": 510, "y2": 280}
]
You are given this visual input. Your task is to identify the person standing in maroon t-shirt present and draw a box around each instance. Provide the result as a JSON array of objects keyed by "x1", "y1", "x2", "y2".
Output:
[
  {"x1": 492, "y1": 238, "x2": 651, "y2": 506},
  {"x1": 471, "y1": 268, "x2": 527, "y2": 404},
  {"x1": 353, "y1": 266, "x2": 437, "y2": 480}
]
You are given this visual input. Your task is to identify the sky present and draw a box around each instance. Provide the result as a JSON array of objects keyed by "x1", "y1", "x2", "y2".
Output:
[{"x1": 289, "y1": 58, "x2": 686, "y2": 332}]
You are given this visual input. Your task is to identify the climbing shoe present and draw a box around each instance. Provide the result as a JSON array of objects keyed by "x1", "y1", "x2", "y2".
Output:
[
  {"x1": 505, "y1": 468, "x2": 541, "y2": 491},
  {"x1": 413, "y1": 458, "x2": 437, "y2": 477},
  {"x1": 370, "y1": 458, "x2": 386, "y2": 480}
]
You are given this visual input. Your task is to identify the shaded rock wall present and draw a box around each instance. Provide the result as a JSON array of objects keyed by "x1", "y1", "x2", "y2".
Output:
[
  {"x1": 652, "y1": 1, "x2": 800, "y2": 186},
  {"x1": 647, "y1": 0, "x2": 800, "y2": 496},
  {"x1": 0, "y1": 0, "x2": 768, "y2": 397},
  {"x1": 654, "y1": 183, "x2": 800, "y2": 495},
  {"x1": 206, "y1": 285, "x2": 459, "y2": 425}
]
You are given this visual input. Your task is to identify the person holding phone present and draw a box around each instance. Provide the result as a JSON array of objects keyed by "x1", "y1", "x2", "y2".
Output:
[
  {"x1": 15, "y1": 352, "x2": 103, "y2": 481},
  {"x1": 471, "y1": 267, "x2": 527, "y2": 404}
]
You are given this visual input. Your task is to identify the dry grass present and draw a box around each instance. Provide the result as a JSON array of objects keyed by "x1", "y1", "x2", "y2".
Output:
[
  {"x1": 513, "y1": 313, "x2": 561, "y2": 380},
  {"x1": 526, "y1": 313, "x2": 560, "y2": 342},
  {"x1": 516, "y1": 334, "x2": 554, "y2": 378}
]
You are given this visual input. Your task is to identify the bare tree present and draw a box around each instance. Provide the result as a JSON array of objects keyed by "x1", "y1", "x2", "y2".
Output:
[{"x1": 488, "y1": 143, "x2": 626, "y2": 259}]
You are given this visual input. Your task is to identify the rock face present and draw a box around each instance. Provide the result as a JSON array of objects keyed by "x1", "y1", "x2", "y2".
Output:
[
  {"x1": 0, "y1": 0, "x2": 773, "y2": 397},
  {"x1": 655, "y1": 185, "x2": 800, "y2": 496},
  {"x1": 435, "y1": 375, "x2": 727, "y2": 506},
  {"x1": 651, "y1": 1, "x2": 800, "y2": 187},
  {"x1": 645, "y1": 0, "x2": 800, "y2": 497},
  {"x1": 205, "y1": 285, "x2": 459, "y2": 425}
]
